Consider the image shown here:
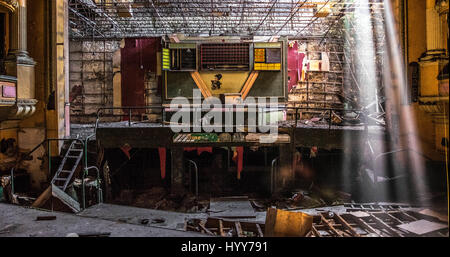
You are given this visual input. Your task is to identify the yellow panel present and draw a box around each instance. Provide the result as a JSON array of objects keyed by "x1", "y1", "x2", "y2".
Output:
[
  {"x1": 254, "y1": 48, "x2": 265, "y2": 63},
  {"x1": 162, "y1": 48, "x2": 170, "y2": 70},
  {"x1": 199, "y1": 71, "x2": 250, "y2": 96}
]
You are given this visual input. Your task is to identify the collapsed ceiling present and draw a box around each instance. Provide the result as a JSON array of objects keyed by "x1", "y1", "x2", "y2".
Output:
[{"x1": 69, "y1": 0, "x2": 385, "y2": 39}]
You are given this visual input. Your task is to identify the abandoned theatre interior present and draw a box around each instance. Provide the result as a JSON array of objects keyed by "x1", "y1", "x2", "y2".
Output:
[{"x1": 0, "y1": 0, "x2": 448, "y2": 239}]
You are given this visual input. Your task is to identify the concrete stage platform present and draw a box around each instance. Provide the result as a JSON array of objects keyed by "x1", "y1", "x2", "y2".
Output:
[{"x1": 0, "y1": 203, "x2": 208, "y2": 237}]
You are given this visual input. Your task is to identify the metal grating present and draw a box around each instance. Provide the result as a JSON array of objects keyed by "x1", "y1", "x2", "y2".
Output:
[
  {"x1": 69, "y1": 0, "x2": 386, "y2": 40},
  {"x1": 200, "y1": 43, "x2": 250, "y2": 71}
]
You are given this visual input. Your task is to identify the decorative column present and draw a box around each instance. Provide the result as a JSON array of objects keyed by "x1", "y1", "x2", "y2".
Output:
[
  {"x1": 426, "y1": 0, "x2": 444, "y2": 51},
  {"x1": 418, "y1": 0, "x2": 449, "y2": 160},
  {"x1": 6, "y1": 0, "x2": 34, "y2": 66},
  {"x1": 2, "y1": 0, "x2": 37, "y2": 121},
  {"x1": 421, "y1": 0, "x2": 447, "y2": 59}
]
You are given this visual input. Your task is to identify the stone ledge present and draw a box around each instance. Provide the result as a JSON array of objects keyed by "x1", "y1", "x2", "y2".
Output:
[{"x1": 0, "y1": 98, "x2": 38, "y2": 121}]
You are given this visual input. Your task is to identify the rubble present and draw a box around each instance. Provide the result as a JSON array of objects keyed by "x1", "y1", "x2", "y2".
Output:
[{"x1": 186, "y1": 206, "x2": 448, "y2": 237}]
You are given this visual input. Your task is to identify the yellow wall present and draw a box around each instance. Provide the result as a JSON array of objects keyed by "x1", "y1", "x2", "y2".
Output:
[
  {"x1": 0, "y1": 0, "x2": 68, "y2": 190},
  {"x1": 403, "y1": 0, "x2": 449, "y2": 161}
]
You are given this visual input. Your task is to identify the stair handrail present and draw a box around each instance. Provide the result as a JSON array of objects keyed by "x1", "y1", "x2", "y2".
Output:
[
  {"x1": 9, "y1": 138, "x2": 85, "y2": 200},
  {"x1": 82, "y1": 133, "x2": 102, "y2": 210}
]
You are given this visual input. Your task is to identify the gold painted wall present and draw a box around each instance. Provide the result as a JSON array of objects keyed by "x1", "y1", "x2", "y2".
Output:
[
  {"x1": 0, "y1": 0, "x2": 68, "y2": 190},
  {"x1": 402, "y1": 0, "x2": 449, "y2": 161}
]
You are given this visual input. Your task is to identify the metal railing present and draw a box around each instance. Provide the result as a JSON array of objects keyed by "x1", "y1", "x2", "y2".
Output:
[
  {"x1": 186, "y1": 159, "x2": 199, "y2": 201},
  {"x1": 10, "y1": 138, "x2": 85, "y2": 197},
  {"x1": 9, "y1": 137, "x2": 102, "y2": 210},
  {"x1": 95, "y1": 106, "x2": 167, "y2": 133},
  {"x1": 94, "y1": 105, "x2": 369, "y2": 132},
  {"x1": 82, "y1": 133, "x2": 103, "y2": 209},
  {"x1": 270, "y1": 157, "x2": 279, "y2": 195},
  {"x1": 284, "y1": 106, "x2": 367, "y2": 130}
]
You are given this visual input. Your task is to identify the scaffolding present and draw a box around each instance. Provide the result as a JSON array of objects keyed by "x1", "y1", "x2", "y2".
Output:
[{"x1": 69, "y1": 0, "x2": 386, "y2": 40}]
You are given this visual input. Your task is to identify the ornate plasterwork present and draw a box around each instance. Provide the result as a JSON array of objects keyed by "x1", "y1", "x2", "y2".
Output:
[
  {"x1": 0, "y1": 0, "x2": 18, "y2": 12},
  {"x1": 436, "y1": 0, "x2": 449, "y2": 13}
]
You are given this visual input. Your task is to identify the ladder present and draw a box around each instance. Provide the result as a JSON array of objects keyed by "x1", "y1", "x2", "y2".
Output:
[{"x1": 51, "y1": 141, "x2": 84, "y2": 191}]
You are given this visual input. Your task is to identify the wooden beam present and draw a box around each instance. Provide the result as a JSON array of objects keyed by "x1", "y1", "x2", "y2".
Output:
[
  {"x1": 31, "y1": 186, "x2": 51, "y2": 208},
  {"x1": 311, "y1": 225, "x2": 321, "y2": 237},
  {"x1": 369, "y1": 214, "x2": 403, "y2": 237},
  {"x1": 320, "y1": 213, "x2": 343, "y2": 237},
  {"x1": 384, "y1": 213, "x2": 405, "y2": 225},
  {"x1": 335, "y1": 214, "x2": 360, "y2": 237},
  {"x1": 347, "y1": 215, "x2": 381, "y2": 237},
  {"x1": 256, "y1": 223, "x2": 264, "y2": 237},
  {"x1": 199, "y1": 222, "x2": 215, "y2": 236},
  {"x1": 264, "y1": 207, "x2": 277, "y2": 237},
  {"x1": 396, "y1": 211, "x2": 418, "y2": 222},
  {"x1": 235, "y1": 221, "x2": 244, "y2": 237},
  {"x1": 219, "y1": 219, "x2": 225, "y2": 237}
]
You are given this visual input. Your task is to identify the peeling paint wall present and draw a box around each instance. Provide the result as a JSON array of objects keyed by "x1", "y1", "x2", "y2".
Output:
[
  {"x1": 121, "y1": 38, "x2": 162, "y2": 122},
  {"x1": 69, "y1": 40, "x2": 121, "y2": 123},
  {"x1": 287, "y1": 39, "x2": 347, "y2": 120}
]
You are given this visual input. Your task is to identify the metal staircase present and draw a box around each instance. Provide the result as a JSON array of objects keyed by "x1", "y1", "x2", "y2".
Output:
[{"x1": 51, "y1": 140, "x2": 84, "y2": 191}]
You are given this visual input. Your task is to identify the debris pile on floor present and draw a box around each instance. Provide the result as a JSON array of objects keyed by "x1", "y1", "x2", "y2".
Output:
[
  {"x1": 185, "y1": 198, "x2": 449, "y2": 237},
  {"x1": 186, "y1": 218, "x2": 265, "y2": 237},
  {"x1": 113, "y1": 187, "x2": 208, "y2": 213},
  {"x1": 308, "y1": 210, "x2": 448, "y2": 237}
]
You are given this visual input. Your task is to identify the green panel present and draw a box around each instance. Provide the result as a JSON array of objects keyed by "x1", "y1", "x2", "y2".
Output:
[
  {"x1": 248, "y1": 71, "x2": 284, "y2": 97},
  {"x1": 166, "y1": 72, "x2": 199, "y2": 99}
]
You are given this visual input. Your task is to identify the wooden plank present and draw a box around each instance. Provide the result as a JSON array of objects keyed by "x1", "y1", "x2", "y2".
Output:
[
  {"x1": 418, "y1": 209, "x2": 448, "y2": 223},
  {"x1": 397, "y1": 211, "x2": 418, "y2": 222},
  {"x1": 369, "y1": 214, "x2": 403, "y2": 237},
  {"x1": 320, "y1": 214, "x2": 343, "y2": 237},
  {"x1": 36, "y1": 216, "x2": 57, "y2": 221},
  {"x1": 346, "y1": 215, "x2": 381, "y2": 237},
  {"x1": 255, "y1": 223, "x2": 264, "y2": 237},
  {"x1": 31, "y1": 186, "x2": 51, "y2": 208},
  {"x1": 335, "y1": 214, "x2": 360, "y2": 237},
  {"x1": 219, "y1": 219, "x2": 225, "y2": 237},
  {"x1": 199, "y1": 222, "x2": 215, "y2": 236},
  {"x1": 235, "y1": 221, "x2": 244, "y2": 237},
  {"x1": 384, "y1": 212, "x2": 405, "y2": 225},
  {"x1": 311, "y1": 225, "x2": 321, "y2": 237},
  {"x1": 264, "y1": 207, "x2": 277, "y2": 237}
]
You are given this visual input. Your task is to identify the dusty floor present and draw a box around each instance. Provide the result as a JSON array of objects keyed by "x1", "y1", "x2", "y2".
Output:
[{"x1": 0, "y1": 203, "x2": 208, "y2": 237}]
